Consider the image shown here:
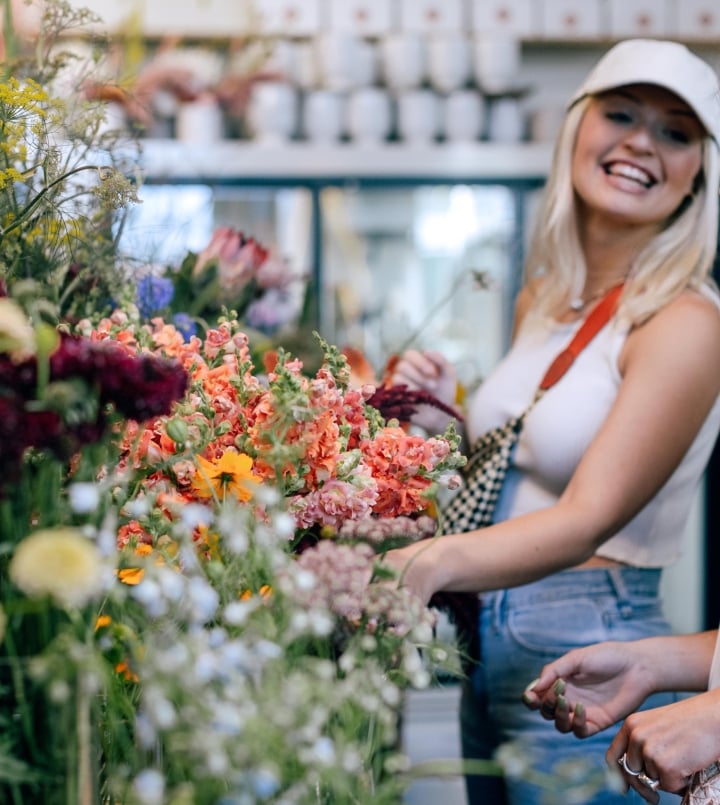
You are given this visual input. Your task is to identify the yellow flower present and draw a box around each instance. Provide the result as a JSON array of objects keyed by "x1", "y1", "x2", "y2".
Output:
[
  {"x1": 114, "y1": 661, "x2": 139, "y2": 683},
  {"x1": 118, "y1": 568, "x2": 145, "y2": 586},
  {"x1": 0, "y1": 298, "x2": 36, "y2": 361},
  {"x1": 117, "y1": 543, "x2": 154, "y2": 586},
  {"x1": 191, "y1": 450, "x2": 260, "y2": 502},
  {"x1": 95, "y1": 614, "x2": 112, "y2": 631},
  {"x1": 239, "y1": 584, "x2": 272, "y2": 601},
  {"x1": 10, "y1": 528, "x2": 104, "y2": 609}
]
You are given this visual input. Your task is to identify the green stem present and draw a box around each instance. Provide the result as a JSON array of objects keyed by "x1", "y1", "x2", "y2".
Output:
[
  {"x1": 2, "y1": 0, "x2": 17, "y2": 64},
  {"x1": 0, "y1": 165, "x2": 100, "y2": 240}
]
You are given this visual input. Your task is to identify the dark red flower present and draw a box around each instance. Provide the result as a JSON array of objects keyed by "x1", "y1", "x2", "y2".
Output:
[
  {"x1": 366, "y1": 383, "x2": 463, "y2": 425},
  {"x1": 48, "y1": 334, "x2": 188, "y2": 421}
]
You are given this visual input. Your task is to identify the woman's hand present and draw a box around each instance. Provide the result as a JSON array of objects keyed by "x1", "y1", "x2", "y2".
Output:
[
  {"x1": 388, "y1": 349, "x2": 458, "y2": 433},
  {"x1": 607, "y1": 690, "x2": 720, "y2": 802},
  {"x1": 522, "y1": 641, "x2": 657, "y2": 738},
  {"x1": 382, "y1": 540, "x2": 443, "y2": 606}
]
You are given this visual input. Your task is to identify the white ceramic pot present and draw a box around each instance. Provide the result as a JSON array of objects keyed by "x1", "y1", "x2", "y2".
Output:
[
  {"x1": 303, "y1": 90, "x2": 345, "y2": 143},
  {"x1": 380, "y1": 33, "x2": 426, "y2": 90},
  {"x1": 176, "y1": 94, "x2": 224, "y2": 143},
  {"x1": 346, "y1": 87, "x2": 392, "y2": 144},
  {"x1": 444, "y1": 90, "x2": 484, "y2": 143},
  {"x1": 247, "y1": 82, "x2": 299, "y2": 144},
  {"x1": 472, "y1": 34, "x2": 521, "y2": 93},
  {"x1": 428, "y1": 34, "x2": 471, "y2": 94}
]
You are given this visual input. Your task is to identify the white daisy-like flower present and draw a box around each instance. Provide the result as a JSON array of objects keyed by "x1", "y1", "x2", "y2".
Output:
[
  {"x1": 0, "y1": 297, "x2": 36, "y2": 361},
  {"x1": 10, "y1": 528, "x2": 104, "y2": 609}
]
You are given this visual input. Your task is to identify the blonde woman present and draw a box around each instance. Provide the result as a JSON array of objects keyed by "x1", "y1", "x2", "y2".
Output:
[{"x1": 385, "y1": 39, "x2": 720, "y2": 804}]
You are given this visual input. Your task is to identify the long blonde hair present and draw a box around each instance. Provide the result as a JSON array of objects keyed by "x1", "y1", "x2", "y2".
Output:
[{"x1": 525, "y1": 95, "x2": 720, "y2": 325}]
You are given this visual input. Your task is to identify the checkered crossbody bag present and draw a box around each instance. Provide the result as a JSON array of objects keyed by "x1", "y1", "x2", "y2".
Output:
[{"x1": 441, "y1": 283, "x2": 624, "y2": 535}]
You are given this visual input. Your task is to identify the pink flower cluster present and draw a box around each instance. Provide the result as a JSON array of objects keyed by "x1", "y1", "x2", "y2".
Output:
[{"x1": 292, "y1": 540, "x2": 436, "y2": 636}]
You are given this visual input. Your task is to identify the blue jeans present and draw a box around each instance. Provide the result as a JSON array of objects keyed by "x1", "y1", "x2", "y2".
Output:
[{"x1": 460, "y1": 567, "x2": 681, "y2": 805}]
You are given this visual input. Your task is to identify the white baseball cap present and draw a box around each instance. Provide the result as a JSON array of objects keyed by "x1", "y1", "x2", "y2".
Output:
[{"x1": 569, "y1": 39, "x2": 720, "y2": 144}]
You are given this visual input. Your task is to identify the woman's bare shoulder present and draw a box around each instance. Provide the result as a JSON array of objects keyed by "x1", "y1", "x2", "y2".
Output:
[{"x1": 622, "y1": 288, "x2": 720, "y2": 374}]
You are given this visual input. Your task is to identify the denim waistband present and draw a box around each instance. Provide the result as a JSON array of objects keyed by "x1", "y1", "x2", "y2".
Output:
[{"x1": 482, "y1": 566, "x2": 662, "y2": 609}]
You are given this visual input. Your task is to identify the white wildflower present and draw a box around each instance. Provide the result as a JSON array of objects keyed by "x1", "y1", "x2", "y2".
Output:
[
  {"x1": 135, "y1": 713, "x2": 157, "y2": 749},
  {"x1": 255, "y1": 640, "x2": 282, "y2": 660},
  {"x1": 48, "y1": 679, "x2": 71, "y2": 703},
  {"x1": 310, "y1": 737, "x2": 335, "y2": 766},
  {"x1": 295, "y1": 568, "x2": 316, "y2": 591},
  {"x1": 186, "y1": 576, "x2": 219, "y2": 623},
  {"x1": 68, "y1": 482, "x2": 100, "y2": 514},
  {"x1": 411, "y1": 621, "x2": 434, "y2": 644},
  {"x1": 145, "y1": 691, "x2": 176, "y2": 729},
  {"x1": 224, "y1": 601, "x2": 253, "y2": 626},
  {"x1": 132, "y1": 768, "x2": 165, "y2": 805},
  {"x1": 156, "y1": 567, "x2": 185, "y2": 602},
  {"x1": 308, "y1": 610, "x2": 333, "y2": 637},
  {"x1": 402, "y1": 647, "x2": 424, "y2": 674},
  {"x1": 271, "y1": 511, "x2": 295, "y2": 538},
  {"x1": 195, "y1": 651, "x2": 217, "y2": 682},
  {"x1": 250, "y1": 768, "x2": 280, "y2": 799},
  {"x1": 131, "y1": 579, "x2": 167, "y2": 617},
  {"x1": 412, "y1": 669, "x2": 431, "y2": 688},
  {"x1": 179, "y1": 502, "x2": 213, "y2": 529},
  {"x1": 124, "y1": 497, "x2": 151, "y2": 518}
]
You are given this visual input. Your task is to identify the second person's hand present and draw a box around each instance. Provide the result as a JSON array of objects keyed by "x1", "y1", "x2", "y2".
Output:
[
  {"x1": 389, "y1": 349, "x2": 459, "y2": 433},
  {"x1": 521, "y1": 641, "x2": 657, "y2": 738}
]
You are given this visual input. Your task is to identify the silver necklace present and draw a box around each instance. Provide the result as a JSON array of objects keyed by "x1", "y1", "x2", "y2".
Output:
[{"x1": 569, "y1": 280, "x2": 625, "y2": 312}]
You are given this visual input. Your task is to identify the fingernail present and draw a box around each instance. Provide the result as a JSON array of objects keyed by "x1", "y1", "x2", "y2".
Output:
[
  {"x1": 575, "y1": 702, "x2": 585, "y2": 718},
  {"x1": 524, "y1": 678, "x2": 540, "y2": 694},
  {"x1": 557, "y1": 695, "x2": 567, "y2": 710},
  {"x1": 553, "y1": 679, "x2": 566, "y2": 695}
]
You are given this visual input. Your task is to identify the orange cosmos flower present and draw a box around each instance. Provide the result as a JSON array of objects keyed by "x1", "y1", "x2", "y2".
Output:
[
  {"x1": 95, "y1": 614, "x2": 112, "y2": 631},
  {"x1": 239, "y1": 584, "x2": 272, "y2": 601},
  {"x1": 117, "y1": 543, "x2": 154, "y2": 586},
  {"x1": 115, "y1": 661, "x2": 139, "y2": 683},
  {"x1": 191, "y1": 450, "x2": 260, "y2": 502}
]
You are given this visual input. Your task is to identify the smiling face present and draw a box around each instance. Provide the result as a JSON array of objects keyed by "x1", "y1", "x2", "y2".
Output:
[{"x1": 571, "y1": 84, "x2": 705, "y2": 231}]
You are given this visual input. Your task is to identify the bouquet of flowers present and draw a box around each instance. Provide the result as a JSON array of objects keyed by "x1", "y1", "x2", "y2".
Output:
[{"x1": 82, "y1": 307, "x2": 465, "y2": 550}]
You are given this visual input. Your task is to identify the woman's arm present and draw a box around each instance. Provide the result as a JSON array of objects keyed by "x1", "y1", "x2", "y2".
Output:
[
  {"x1": 522, "y1": 631, "x2": 718, "y2": 737},
  {"x1": 384, "y1": 292, "x2": 720, "y2": 603}
]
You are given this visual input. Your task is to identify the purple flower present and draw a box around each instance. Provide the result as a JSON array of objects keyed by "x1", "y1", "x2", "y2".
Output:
[
  {"x1": 136, "y1": 275, "x2": 174, "y2": 318},
  {"x1": 172, "y1": 313, "x2": 197, "y2": 340}
]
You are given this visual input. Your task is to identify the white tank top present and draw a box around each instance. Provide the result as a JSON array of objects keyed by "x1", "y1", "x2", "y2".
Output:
[{"x1": 466, "y1": 295, "x2": 720, "y2": 567}]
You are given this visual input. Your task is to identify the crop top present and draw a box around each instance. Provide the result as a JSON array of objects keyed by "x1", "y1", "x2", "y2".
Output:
[{"x1": 465, "y1": 293, "x2": 720, "y2": 567}]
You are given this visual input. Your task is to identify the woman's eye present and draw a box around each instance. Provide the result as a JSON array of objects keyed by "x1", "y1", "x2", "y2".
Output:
[
  {"x1": 605, "y1": 110, "x2": 634, "y2": 125},
  {"x1": 659, "y1": 127, "x2": 692, "y2": 145}
]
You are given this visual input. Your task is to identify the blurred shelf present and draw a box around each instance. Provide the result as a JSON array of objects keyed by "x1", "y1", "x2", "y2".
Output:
[{"x1": 139, "y1": 140, "x2": 553, "y2": 184}]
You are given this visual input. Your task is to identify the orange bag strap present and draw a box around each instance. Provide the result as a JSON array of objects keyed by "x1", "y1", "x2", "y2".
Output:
[{"x1": 538, "y1": 283, "x2": 624, "y2": 392}]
